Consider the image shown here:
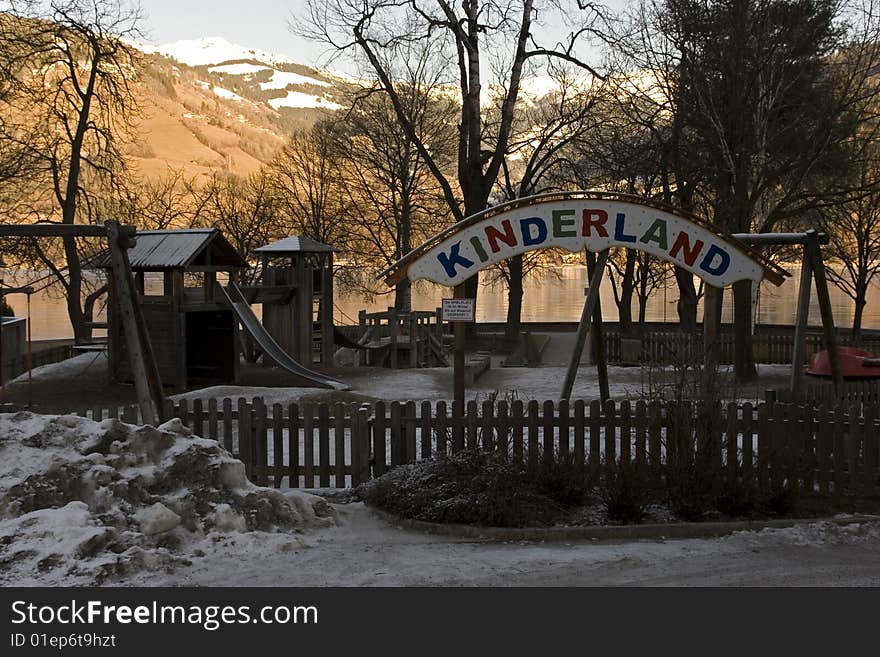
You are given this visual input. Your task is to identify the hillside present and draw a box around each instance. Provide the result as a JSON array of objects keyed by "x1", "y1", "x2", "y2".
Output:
[{"x1": 128, "y1": 37, "x2": 348, "y2": 181}]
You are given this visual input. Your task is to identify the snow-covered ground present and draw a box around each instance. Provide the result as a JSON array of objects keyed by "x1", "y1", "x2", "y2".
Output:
[
  {"x1": 1, "y1": 410, "x2": 878, "y2": 586},
  {"x1": 135, "y1": 503, "x2": 880, "y2": 587}
]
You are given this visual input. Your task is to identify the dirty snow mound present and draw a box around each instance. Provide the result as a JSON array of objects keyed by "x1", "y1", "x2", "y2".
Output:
[{"x1": 0, "y1": 412, "x2": 336, "y2": 585}]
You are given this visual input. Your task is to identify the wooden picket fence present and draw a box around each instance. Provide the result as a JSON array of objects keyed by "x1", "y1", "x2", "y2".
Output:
[
  {"x1": 75, "y1": 396, "x2": 880, "y2": 497},
  {"x1": 601, "y1": 330, "x2": 880, "y2": 365},
  {"x1": 771, "y1": 379, "x2": 880, "y2": 407}
]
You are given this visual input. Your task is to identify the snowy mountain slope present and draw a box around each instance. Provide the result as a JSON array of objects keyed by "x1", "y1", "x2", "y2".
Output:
[{"x1": 135, "y1": 36, "x2": 344, "y2": 113}]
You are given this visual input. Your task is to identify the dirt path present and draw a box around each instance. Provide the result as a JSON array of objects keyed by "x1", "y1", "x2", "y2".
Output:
[{"x1": 140, "y1": 504, "x2": 880, "y2": 587}]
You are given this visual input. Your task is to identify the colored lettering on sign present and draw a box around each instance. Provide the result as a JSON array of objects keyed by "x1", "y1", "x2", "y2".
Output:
[
  {"x1": 485, "y1": 219, "x2": 518, "y2": 253},
  {"x1": 614, "y1": 213, "x2": 637, "y2": 243},
  {"x1": 669, "y1": 231, "x2": 704, "y2": 266},
  {"x1": 520, "y1": 217, "x2": 548, "y2": 246},
  {"x1": 582, "y1": 209, "x2": 609, "y2": 237},
  {"x1": 552, "y1": 209, "x2": 577, "y2": 238},
  {"x1": 437, "y1": 241, "x2": 474, "y2": 278},
  {"x1": 640, "y1": 218, "x2": 668, "y2": 250},
  {"x1": 699, "y1": 244, "x2": 730, "y2": 276},
  {"x1": 414, "y1": 200, "x2": 759, "y2": 288}
]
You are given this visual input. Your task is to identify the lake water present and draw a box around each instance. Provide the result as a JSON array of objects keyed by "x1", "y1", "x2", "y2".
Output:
[{"x1": 3, "y1": 264, "x2": 877, "y2": 341}]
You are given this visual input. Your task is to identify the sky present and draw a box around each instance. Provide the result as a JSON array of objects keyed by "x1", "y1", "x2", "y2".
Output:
[
  {"x1": 136, "y1": 0, "x2": 629, "y2": 68},
  {"x1": 137, "y1": 0, "x2": 326, "y2": 63}
]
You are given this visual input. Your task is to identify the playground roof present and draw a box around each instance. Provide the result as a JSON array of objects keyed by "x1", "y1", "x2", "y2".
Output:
[
  {"x1": 254, "y1": 236, "x2": 335, "y2": 255},
  {"x1": 98, "y1": 229, "x2": 245, "y2": 270}
]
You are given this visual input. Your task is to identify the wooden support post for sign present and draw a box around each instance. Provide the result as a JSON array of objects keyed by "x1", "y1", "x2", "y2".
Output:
[
  {"x1": 586, "y1": 250, "x2": 610, "y2": 404},
  {"x1": 703, "y1": 285, "x2": 720, "y2": 368},
  {"x1": 452, "y1": 284, "x2": 467, "y2": 410},
  {"x1": 561, "y1": 249, "x2": 609, "y2": 400},
  {"x1": 105, "y1": 221, "x2": 165, "y2": 425},
  {"x1": 790, "y1": 249, "x2": 814, "y2": 393},
  {"x1": 805, "y1": 229, "x2": 843, "y2": 394}
]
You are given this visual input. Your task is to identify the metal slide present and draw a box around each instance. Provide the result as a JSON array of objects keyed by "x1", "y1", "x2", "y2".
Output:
[{"x1": 219, "y1": 283, "x2": 349, "y2": 391}]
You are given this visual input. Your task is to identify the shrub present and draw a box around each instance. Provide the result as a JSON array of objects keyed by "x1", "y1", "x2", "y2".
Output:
[
  {"x1": 358, "y1": 450, "x2": 560, "y2": 527},
  {"x1": 525, "y1": 453, "x2": 590, "y2": 508},
  {"x1": 600, "y1": 459, "x2": 652, "y2": 522}
]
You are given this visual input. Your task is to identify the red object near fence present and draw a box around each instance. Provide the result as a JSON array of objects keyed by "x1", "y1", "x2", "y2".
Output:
[{"x1": 806, "y1": 346, "x2": 880, "y2": 379}]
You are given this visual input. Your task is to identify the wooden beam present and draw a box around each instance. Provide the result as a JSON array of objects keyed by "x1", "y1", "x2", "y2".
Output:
[
  {"x1": 105, "y1": 221, "x2": 165, "y2": 425},
  {"x1": 790, "y1": 249, "x2": 814, "y2": 393},
  {"x1": 806, "y1": 230, "x2": 843, "y2": 393},
  {"x1": 453, "y1": 284, "x2": 466, "y2": 409},
  {"x1": 561, "y1": 249, "x2": 609, "y2": 400},
  {"x1": 587, "y1": 250, "x2": 610, "y2": 404}
]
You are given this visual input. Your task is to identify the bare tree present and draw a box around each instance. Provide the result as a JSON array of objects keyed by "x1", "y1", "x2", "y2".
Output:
[
  {"x1": 333, "y1": 66, "x2": 456, "y2": 310},
  {"x1": 0, "y1": 0, "x2": 142, "y2": 342},
  {"x1": 269, "y1": 121, "x2": 351, "y2": 249},
  {"x1": 821, "y1": 132, "x2": 880, "y2": 339},
  {"x1": 302, "y1": 0, "x2": 610, "y2": 321},
  {"x1": 624, "y1": 0, "x2": 880, "y2": 379},
  {"x1": 489, "y1": 69, "x2": 605, "y2": 339},
  {"x1": 196, "y1": 170, "x2": 285, "y2": 285}
]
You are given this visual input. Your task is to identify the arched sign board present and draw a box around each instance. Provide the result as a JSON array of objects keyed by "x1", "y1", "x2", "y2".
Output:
[
  {"x1": 381, "y1": 194, "x2": 787, "y2": 288},
  {"x1": 378, "y1": 192, "x2": 789, "y2": 404}
]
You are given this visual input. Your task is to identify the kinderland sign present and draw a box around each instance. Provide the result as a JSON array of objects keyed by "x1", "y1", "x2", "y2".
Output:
[{"x1": 400, "y1": 196, "x2": 777, "y2": 289}]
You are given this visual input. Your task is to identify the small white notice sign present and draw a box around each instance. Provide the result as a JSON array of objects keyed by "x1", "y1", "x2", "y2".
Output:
[{"x1": 442, "y1": 298, "x2": 475, "y2": 322}]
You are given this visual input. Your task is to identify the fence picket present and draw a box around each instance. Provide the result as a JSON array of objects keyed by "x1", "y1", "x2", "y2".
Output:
[
  {"x1": 335, "y1": 403, "x2": 347, "y2": 488},
  {"x1": 497, "y1": 401, "x2": 510, "y2": 457},
  {"x1": 192, "y1": 398, "x2": 204, "y2": 438},
  {"x1": 604, "y1": 400, "x2": 616, "y2": 465},
  {"x1": 436, "y1": 401, "x2": 447, "y2": 456},
  {"x1": 272, "y1": 403, "x2": 284, "y2": 488},
  {"x1": 254, "y1": 398, "x2": 268, "y2": 486},
  {"x1": 303, "y1": 404, "x2": 315, "y2": 488},
  {"x1": 373, "y1": 401, "x2": 387, "y2": 477},
  {"x1": 482, "y1": 400, "x2": 495, "y2": 452},
  {"x1": 222, "y1": 398, "x2": 233, "y2": 452},
  {"x1": 512, "y1": 400, "x2": 525, "y2": 465},
  {"x1": 318, "y1": 403, "x2": 331, "y2": 488},
  {"x1": 574, "y1": 400, "x2": 586, "y2": 467},
  {"x1": 864, "y1": 405, "x2": 877, "y2": 495},
  {"x1": 558, "y1": 400, "x2": 570, "y2": 460},
  {"x1": 420, "y1": 401, "x2": 432, "y2": 460},
  {"x1": 589, "y1": 400, "x2": 602, "y2": 476},
  {"x1": 466, "y1": 400, "x2": 478, "y2": 450},
  {"x1": 390, "y1": 401, "x2": 403, "y2": 466},
  {"x1": 542, "y1": 400, "x2": 555, "y2": 462},
  {"x1": 451, "y1": 400, "x2": 464, "y2": 453},
  {"x1": 527, "y1": 400, "x2": 539, "y2": 468},
  {"x1": 404, "y1": 401, "x2": 417, "y2": 465}
]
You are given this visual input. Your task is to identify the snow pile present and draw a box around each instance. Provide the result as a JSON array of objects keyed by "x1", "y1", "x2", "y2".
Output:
[{"x1": 0, "y1": 412, "x2": 336, "y2": 585}]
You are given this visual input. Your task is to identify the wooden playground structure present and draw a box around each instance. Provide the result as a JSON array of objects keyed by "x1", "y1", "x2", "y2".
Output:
[{"x1": 351, "y1": 307, "x2": 449, "y2": 368}]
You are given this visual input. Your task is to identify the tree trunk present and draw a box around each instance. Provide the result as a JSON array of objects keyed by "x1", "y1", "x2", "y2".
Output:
[
  {"x1": 852, "y1": 293, "x2": 866, "y2": 341},
  {"x1": 394, "y1": 278, "x2": 412, "y2": 313},
  {"x1": 732, "y1": 279, "x2": 757, "y2": 381},
  {"x1": 619, "y1": 251, "x2": 636, "y2": 336},
  {"x1": 505, "y1": 254, "x2": 524, "y2": 341},
  {"x1": 674, "y1": 266, "x2": 698, "y2": 331},
  {"x1": 62, "y1": 235, "x2": 89, "y2": 344}
]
